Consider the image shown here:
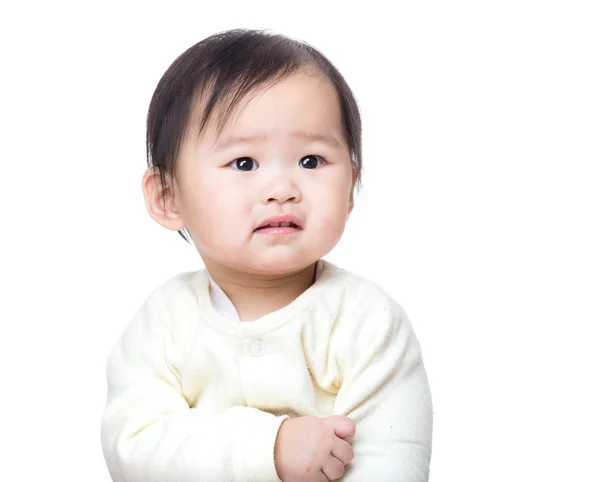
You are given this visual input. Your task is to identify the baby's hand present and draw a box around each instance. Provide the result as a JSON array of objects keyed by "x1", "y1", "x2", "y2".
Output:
[{"x1": 274, "y1": 415, "x2": 355, "y2": 482}]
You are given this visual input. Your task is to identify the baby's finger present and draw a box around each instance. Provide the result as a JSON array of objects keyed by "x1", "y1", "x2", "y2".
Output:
[
  {"x1": 321, "y1": 455, "x2": 345, "y2": 481},
  {"x1": 324, "y1": 415, "x2": 355, "y2": 441},
  {"x1": 331, "y1": 437, "x2": 355, "y2": 466}
]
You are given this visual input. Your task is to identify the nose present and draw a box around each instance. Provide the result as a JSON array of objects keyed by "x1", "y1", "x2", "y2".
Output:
[{"x1": 262, "y1": 176, "x2": 301, "y2": 204}]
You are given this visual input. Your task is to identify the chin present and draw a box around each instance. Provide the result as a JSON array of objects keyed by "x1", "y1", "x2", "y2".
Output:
[{"x1": 247, "y1": 252, "x2": 319, "y2": 275}]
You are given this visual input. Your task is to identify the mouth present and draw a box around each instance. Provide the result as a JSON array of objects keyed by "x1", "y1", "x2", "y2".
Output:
[{"x1": 254, "y1": 216, "x2": 303, "y2": 233}]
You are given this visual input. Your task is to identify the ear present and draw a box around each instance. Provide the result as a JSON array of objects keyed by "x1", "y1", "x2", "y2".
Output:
[
  {"x1": 348, "y1": 167, "x2": 357, "y2": 216},
  {"x1": 142, "y1": 167, "x2": 185, "y2": 231}
]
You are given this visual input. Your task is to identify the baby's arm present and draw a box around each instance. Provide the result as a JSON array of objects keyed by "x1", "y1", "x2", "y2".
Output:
[
  {"x1": 333, "y1": 290, "x2": 433, "y2": 481},
  {"x1": 101, "y1": 293, "x2": 286, "y2": 482}
]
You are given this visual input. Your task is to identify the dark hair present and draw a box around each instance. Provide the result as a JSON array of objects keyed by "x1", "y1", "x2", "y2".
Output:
[{"x1": 146, "y1": 28, "x2": 362, "y2": 242}]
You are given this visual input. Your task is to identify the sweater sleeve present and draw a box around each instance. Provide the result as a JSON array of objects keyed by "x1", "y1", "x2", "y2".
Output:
[
  {"x1": 333, "y1": 289, "x2": 433, "y2": 482},
  {"x1": 101, "y1": 292, "x2": 287, "y2": 482}
]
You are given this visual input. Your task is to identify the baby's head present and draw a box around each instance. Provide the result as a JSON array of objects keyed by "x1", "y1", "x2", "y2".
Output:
[{"x1": 143, "y1": 29, "x2": 362, "y2": 276}]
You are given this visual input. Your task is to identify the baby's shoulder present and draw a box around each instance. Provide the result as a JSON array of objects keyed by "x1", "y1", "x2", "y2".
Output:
[
  {"x1": 320, "y1": 265, "x2": 414, "y2": 356},
  {"x1": 327, "y1": 264, "x2": 403, "y2": 314},
  {"x1": 153, "y1": 269, "x2": 200, "y2": 297},
  {"x1": 321, "y1": 263, "x2": 409, "y2": 335},
  {"x1": 141, "y1": 269, "x2": 204, "y2": 317}
]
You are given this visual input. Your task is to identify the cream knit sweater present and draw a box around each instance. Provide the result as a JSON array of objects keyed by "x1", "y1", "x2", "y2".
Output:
[{"x1": 101, "y1": 260, "x2": 433, "y2": 481}]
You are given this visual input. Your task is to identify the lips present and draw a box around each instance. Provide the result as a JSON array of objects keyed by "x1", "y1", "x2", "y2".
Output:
[{"x1": 254, "y1": 215, "x2": 303, "y2": 231}]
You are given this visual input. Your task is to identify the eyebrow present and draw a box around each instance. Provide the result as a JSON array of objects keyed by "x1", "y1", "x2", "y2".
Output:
[{"x1": 212, "y1": 130, "x2": 344, "y2": 151}]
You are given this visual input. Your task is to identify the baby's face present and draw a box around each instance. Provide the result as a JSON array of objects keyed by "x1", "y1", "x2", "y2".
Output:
[{"x1": 174, "y1": 71, "x2": 355, "y2": 275}]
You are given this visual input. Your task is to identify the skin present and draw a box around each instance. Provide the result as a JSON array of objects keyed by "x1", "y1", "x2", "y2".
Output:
[{"x1": 142, "y1": 69, "x2": 356, "y2": 320}]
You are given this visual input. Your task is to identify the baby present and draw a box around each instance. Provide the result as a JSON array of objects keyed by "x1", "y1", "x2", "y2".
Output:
[{"x1": 101, "y1": 29, "x2": 433, "y2": 482}]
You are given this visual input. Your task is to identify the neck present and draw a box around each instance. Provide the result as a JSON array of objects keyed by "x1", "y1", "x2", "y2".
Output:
[{"x1": 205, "y1": 261, "x2": 318, "y2": 321}]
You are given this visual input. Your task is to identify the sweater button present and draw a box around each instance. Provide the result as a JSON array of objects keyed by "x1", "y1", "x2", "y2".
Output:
[{"x1": 250, "y1": 340, "x2": 266, "y2": 357}]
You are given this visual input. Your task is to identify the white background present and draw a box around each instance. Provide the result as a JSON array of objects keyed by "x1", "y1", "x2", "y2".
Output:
[{"x1": 1, "y1": 1, "x2": 598, "y2": 480}]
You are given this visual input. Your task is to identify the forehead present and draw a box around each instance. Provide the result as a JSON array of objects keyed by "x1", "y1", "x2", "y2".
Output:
[{"x1": 193, "y1": 71, "x2": 344, "y2": 146}]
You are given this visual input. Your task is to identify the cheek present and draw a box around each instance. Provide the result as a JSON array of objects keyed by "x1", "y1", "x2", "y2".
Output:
[
  {"x1": 317, "y1": 212, "x2": 347, "y2": 237},
  {"x1": 314, "y1": 190, "x2": 351, "y2": 239},
  {"x1": 182, "y1": 178, "x2": 250, "y2": 247}
]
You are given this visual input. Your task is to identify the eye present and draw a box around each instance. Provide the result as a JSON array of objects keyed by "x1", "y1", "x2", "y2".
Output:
[
  {"x1": 299, "y1": 155, "x2": 325, "y2": 169},
  {"x1": 228, "y1": 157, "x2": 259, "y2": 171}
]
